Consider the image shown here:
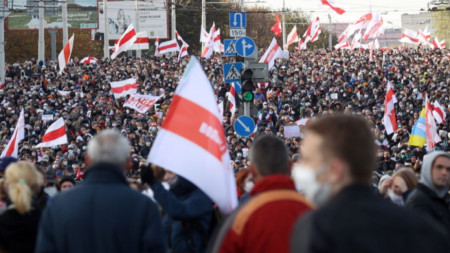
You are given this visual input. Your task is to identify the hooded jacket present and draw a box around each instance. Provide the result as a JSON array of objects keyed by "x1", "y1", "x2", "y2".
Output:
[{"x1": 405, "y1": 151, "x2": 450, "y2": 236}]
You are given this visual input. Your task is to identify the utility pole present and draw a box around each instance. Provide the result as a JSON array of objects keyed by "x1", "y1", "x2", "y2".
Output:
[
  {"x1": 0, "y1": 17, "x2": 5, "y2": 84},
  {"x1": 171, "y1": 0, "x2": 176, "y2": 39},
  {"x1": 135, "y1": 0, "x2": 141, "y2": 58},
  {"x1": 282, "y1": 0, "x2": 286, "y2": 49},
  {"x1": 328, "y1": 14, "x2": 332, "y2": 50},
  {"x1": 103, "y1": 0, "x2": 110, "y2": 58},
  {"x1": 38, "y1": 0, "x2": 45, "y2": 63},
  {"x1": 62, "y1": 0, "x2": 68, "y2": 45},
  {"x1": 201, "y1": 0, "x2": 206, "y2": 51}
]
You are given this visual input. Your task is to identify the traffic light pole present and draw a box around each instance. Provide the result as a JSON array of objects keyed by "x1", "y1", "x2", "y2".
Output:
[{"x1": 244, "y1": 102, "x2": 250, "y2": 117}]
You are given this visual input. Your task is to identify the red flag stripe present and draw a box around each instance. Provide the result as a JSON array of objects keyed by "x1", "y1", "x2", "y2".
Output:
[
  {"x1": 135, "y1": 37, "x2": 149, "y2": 43},
  {"x1": 159, "y1": 43, "x2": 178, "y2": 51},
  {"x1": 321, "y1": 0, "x2": 345, "y2": 15},
  {"x1": 118, "y1": 29, "x2": 137, "y2": 47},
  {"x1": 111, "y1": 83, "x2": 138, "y2": 94},
  {"x1": 42, "y1": 125, "x2": 66, "y2": 142},
  {"x1": 162, "y1": 95, "x2": 226, "y2": 161},
  {"x1": 264, "y1": 43, "x2": 280, "y2": 64},
  {"x1": 63, "y1": 41, "x2": 71, "y2": 63},
  {"x1": 5, "y1": 129, "x2": 19, "y2": 156}
]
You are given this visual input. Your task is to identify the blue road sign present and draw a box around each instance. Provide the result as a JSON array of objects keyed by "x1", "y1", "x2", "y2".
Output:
[
  {"x1": 224, "y1": 39, "x2": 237, "y2": 56},
  {"x1": 234, "y1": 81, "x2": 242, "y2": 93},
  {"x1": 223, "y1": 63, "x2": 243, "y2": 83},
  {"x1": 234, "y1": 116, "x2": 256, "y2": 137},
  {"x1": 236, "y1": 37, "x2": 256, "y2": 57},
  {"x1": 230, "y1": 12, "x2": 247, "y2": 28}
]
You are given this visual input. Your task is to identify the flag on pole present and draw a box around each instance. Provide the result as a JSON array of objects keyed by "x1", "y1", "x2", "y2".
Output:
[
  {"x1": 147, "y1": 57, "x2": 238, "y2": 214},
  {"x1": 363, "y1": 12, "x2": 384, "y2": 41},
  {"x1": 226, "y1": 84, "x2": 237, "y2": 117},
  {"x1": 259, "y1": 38, "x2": 284, "y2": 70},
  {"x1": 353, "y1": 12, "x2": 373, "y2": 31},
  {"x1": 58, "y1": 34, "x2": 74, "y2": 74},
  {"x1": 304, "y1": 17, "x2": 321, "y2": 43},
  {"x1": 123, "y1": 94, "x2": 163, "y2": 113},
  {"x1": 425, "y1": 97, "x2": 441, "y2": 151},
  {"x1": 285, "y1": 26, "x2": 299, "y2": 49},
  {"x1": 200, "y1": 26, "x2": 209, "y2": 43},
  {"x1": 409, "y1": 108, "x2": 427, "y2": 147},
  {"x1": 178, "y1": 42, "x2": 189, "y2": 61},
  {"x1": 1, "y1": 109, "x2": 25, "y2": 158},
  {"x1": 271, "y1": 14, "x2": 282, "y2": 38},
  {"x1": 418, "y1": 26, "x2": 431, "y2": 45},
  {"x1": 296, "y1": 38, "x2": 307, "y2": 50},
  {"x1": 176, "y1": 30, "x2": 189, "y2": 46},
  {"x1": 155, "y1": 38, "x2": 160, "y2": 57},
  {"x1": 128, "y1": 31, "x2": 149, "y2": 50},
  {"x1": 111, "y1": 24, "x2": 137, "y2": 59},
  {"x1": 110, "y1": 78, "x2": 138, "y2": 99},
  {"x1": 432, "y1": 100, "x2": 446, "y2": 124},
  {"x1": 431, "y1": 37, "x2": 445, "y2": 49},
  {"x1": 334, "y1": 38, "x2": 350, "y2": 49},
  {"x1": 36, "y1": 118, "x2": 68, "y2": 148},
  {"x1": 80, "y1": 56, "x2": 98, "y2": 64},
  {"x1": 399, "y1": 29, "x2": 420, "y2": 45},
  {"x1": 158, "y1": 39, "x2": 180, "y2": 55},
  {"x1": 383, "y1": 81, "x2": 397, "y2": 134},
  {"x1": 201, "y1": 23, "x2": 216, "y2": 58},
  {"x1": 320, "y1": 0, "x2": 346, "y2": 15}
]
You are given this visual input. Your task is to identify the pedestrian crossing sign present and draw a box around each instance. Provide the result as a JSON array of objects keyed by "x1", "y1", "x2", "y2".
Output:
[
  {"x1": 224, "y1": 39, "x2": 237, "y2": 56},
  {"x1": 223, "y1": 63, "x2": 243, "y2": 83}
]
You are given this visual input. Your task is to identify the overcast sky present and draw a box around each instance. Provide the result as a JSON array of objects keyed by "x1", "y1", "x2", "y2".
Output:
[{"x1": 255, "y1": 0, "x2": 431, "y2": 28}]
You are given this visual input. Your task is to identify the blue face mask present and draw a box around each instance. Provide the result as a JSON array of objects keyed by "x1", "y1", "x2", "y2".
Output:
[{"x1": 56, "y1": 171, "x2": 62, "y2": 177}]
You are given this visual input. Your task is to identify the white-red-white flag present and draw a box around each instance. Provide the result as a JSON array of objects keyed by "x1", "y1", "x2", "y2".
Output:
[
  {"x1": 111, "y1": 24, "x2": 137, "y2": 59},
  {"x1": 399, "y1": 29, "x2": 420, "y2": 45},
  {"x1": 431, "y1": 37, "x2": 445, "y2": 49},
  {"x1": 129, "y1": 31, "x2": 149, "y2": 50},
  {"x1": 147, "y1": 57, "x2": 238, "y2": 214},
  {"x1": 36, "y1": 118, "x2": 68, "y2": 148},
  {"x1": 383, "y1": 81, "x2": 398, "y2": 134},
  {"x1": 110, "y1": 78, "x2": 138, "y2": 99},
  {"x1": 320, "y1": 0, "x2": 346, "y2": 15},
  {"x1": 226, "y1": 84, "x2": 237, "y2": 117},
  {"x1": 285, "y1": 26, "x2": 299, "y2": 49},
  {"x1": 338, "y1": 24, "x2": 355, "y2": 43},
  {"x1": 201, "y1": 23, "x2": 216, "y2": 58},
  {"x1": 58, "y1": 34, "x2": 74, "y2": 74},
  {"x1": 335, "y1": 37, "x2": 350, "y2": 50},
  {"x1": 155, "y1": 38, "x2": 160, "y2": 57},
  {"x1": 1, "y1": 109, "x2": 25, "y2": 158},
  {"x1": 304, "y1": 17, "x2": 321, "y2": 43},
  {"x1": 178, "y1": 42, "x2": 189, "y2": 61},
  {"x1": 363, "y1": 12, "x2": 384, "y2": 41},
  {"x1": 80, "y1": 56, "x2": 98, "y2": 64},
  {"x1": 259, "y1": 38, "x2": 284, "y2": 70},
  {"x1": 432, "y1": 100, "x2": 446, "y2": 124},
  {"x1": 200, "y1": 26, "x2": 209, "y2": 43},
  {"x1": 353, "y1": 12, "x2": 372, "y2": 31},
  {"x1": 124, "y1": 94, "x2": 163, "y2": 113},
  {"x1": 158, "y1": 39, "x2": 180, "y2": 55},
  {"x1": 271, "y1": 14, "x2": 282, "y2": 38},
  {"x1": 425, "y1": 97, "x2": 441, "y2": 151},
  {"x1": 418, "y1": 26, "x2": 431, "y2": 45},
  {"x1": 176, "y1": 30, "x2": 188, "y2": 46},
  {"x1": 295, "y1": 38, "x2": 307, "y2": 51}
]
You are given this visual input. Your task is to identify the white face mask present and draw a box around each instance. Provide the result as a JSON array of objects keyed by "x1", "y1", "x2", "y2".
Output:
[
  {"x1": 244, "y1": 181, "x2": 254, "y2": 193},
  {"x1": 44, "y1": 186, "x2": 58, "y2": 197},
  {"x1": 387, "y1": 189, "x2": 404, "y2": 206},
  {"x1": 292, "y1": 164, "x2": 332, "y2": 207}
]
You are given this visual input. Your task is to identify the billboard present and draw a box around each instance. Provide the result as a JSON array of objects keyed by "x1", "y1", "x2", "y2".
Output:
[
  {"x1": 92, "y1": 0, "x2": 168, "y2": 40},
  {"x1": 7, "y1": 0, "x2": 98, "y2": 30}
]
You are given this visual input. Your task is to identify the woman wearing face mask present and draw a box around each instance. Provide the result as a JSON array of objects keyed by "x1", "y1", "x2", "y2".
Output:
[
  {"x1": 0, "y1": 161, "x2": 44, "y2": 253},
  {"x1": 379, "y1": 168, "x2": 418, "y2": 206},
  {"x1": 234, "y1": 169, "x2": 252, "y2": 200}
]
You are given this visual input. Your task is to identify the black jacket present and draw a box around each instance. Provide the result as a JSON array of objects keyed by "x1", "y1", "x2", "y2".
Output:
[
  {"x1": 405, "y1": 183, "x2": 450, "y2": 236},
  {"x1": 0, "y1": 206, "x2": 41, "y2": 253},
  {"x1": 291, "y1": 184, "x2": 449, "y2": 253},
  {"x1": 35, "y1": 163, "x2": 166, "y2": 253}
]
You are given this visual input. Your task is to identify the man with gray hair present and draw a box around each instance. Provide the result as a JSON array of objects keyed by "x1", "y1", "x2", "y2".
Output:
[{"x1": 36, "y1": 130, "x2": 166, "y2": 253}]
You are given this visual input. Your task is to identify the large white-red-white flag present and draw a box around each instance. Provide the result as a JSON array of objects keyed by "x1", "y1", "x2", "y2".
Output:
[
  {"x1": 226, "y1": 84, "x2": 237, "y2": 117},
  {"x1": 110, "y1": 78, "x2": 138, "y2": 99},
  {"x1": 418, "y1": 26, "x2": 431, "y2": 45},
  {"x1": 431, "y1": 37, "x2": 445, "y2": 49},
  {"x1": 36, "y1": 118, "x2": 68, "y2": 148},
  {"x1": 200, "y1": 26, "x2": 209, "y2": 43},
  {"x1": 124, "y1": 94, "x2": 163, "y2": 113},
  {"x1": 271, "y1": 14, "x2": 282, "y2": 38},
  {"x1": 1, "y1": 109, "x2": 25, "y2": 158},
  {"x1": 158, "y1": 39, "x2": 180, "y2": 55},
  {"x1": 80, "y1": 56, "x2": 98, "y2": 64},
  {"x1": 304, "y1": 17, "x2": 321, "y2": 43},
  {"x1": 148, "y1": 57, "x2": 238, "y2": 213},
  {"x1": 363, "y1": 12, "x2": 384, "y2": 41},
  {"x1": 285, "y1": 26, "x2": 299, "y2": 49},
  {"x1": 320, "y1": 0, "x2": 346, "y2": 15},
  {"x1": 129, "y1": 31, "x2": 149, "y2": 50},
  {"x1": 111, "y1": 24, "x2": 137, "y2": 59},
  {"x1": 399, "y1": 29, "x2": 420, "y2": 45},
  {"x1": 353, "y1": 12, "x2": 372, "y2": 31},
  {"x1": 383, "y1": 81, "x2": 398, "y2": 134},
  {"x1": 201, "y1": 23, "x2": 217, "y2": 58},
  {"x1": 178, "y1": 43, "x2": 189, "y2": 61},
  {"x1": 58, "y1": 34, "x2": 74, "y2": 74},
  {"x1": 425, "y1": 97, "x2": 441, "y2": 151},
  {"x1": 259, "y1": 38, "x2": 284, "y2": 70},
  {"x1": 296, "y1": 38, "x2": 307, "y2": 50},
  {"x1": 334, "y1": 38, "x2": 350, "y2": 50},
  {"x1": 432, "y1": 100, "x2": 446, "y2": 124}
]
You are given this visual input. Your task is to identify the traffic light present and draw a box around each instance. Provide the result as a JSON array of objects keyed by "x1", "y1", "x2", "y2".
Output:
[{"x1": 241, "y1": 68, "x2": 254, "y2": 102}]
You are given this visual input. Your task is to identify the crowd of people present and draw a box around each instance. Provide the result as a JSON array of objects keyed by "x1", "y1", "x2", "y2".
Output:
[{"x1": 0, "y1": 45, "x2": 448, "y2": 252}]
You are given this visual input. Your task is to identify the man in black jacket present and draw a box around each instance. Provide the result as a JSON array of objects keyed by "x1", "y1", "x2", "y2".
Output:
[
  {"x1": 36, "y1": 129, "x2": 166, "y2": 253},
  {"x1": 405, "y1": 151, "x2": 450, "y2": 236},
  {"x1": 290, "y1": 114, "x2": 449, "y2": 253}
]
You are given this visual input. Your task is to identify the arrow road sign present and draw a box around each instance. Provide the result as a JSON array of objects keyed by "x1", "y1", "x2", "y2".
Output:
[
  {"x1": 229, "y1": 12, "x2": 247, "y2": 28},
  {"x1": 236, "y1": 37, "x2": 256, "y2": 58},
  {"x1": 223, "y1": 63, "x2": 243, "y2": 83},
  {"x1": 234, "y1": 115, "x2": 255, "y2": 137},
  {"x1": 224, "y1": 39, "x2": 237, "y2": 56}
]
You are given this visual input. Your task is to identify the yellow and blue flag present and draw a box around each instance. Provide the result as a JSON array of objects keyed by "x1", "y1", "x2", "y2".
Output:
[{"x1": 408, "y1": 108, "x2": 427, "y2": 147}]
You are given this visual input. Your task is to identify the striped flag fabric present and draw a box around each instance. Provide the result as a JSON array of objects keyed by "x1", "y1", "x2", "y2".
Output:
[
  {"x1": 259, "y1": 38, "x2": 283, "y2": 70},
  {"x1": 304, "y1": 17, "x2": 321, "y2": 43},
  {"x1": 58, "y1": 34, "x2": 74, "y2": 74},
  {"x1": 158, "y1": 39, "x2": 180, "y2": 55},
  {"x1": 178, "y1": 43, "x2": 189, "y2": 61},
  {"x1": 110, "y1": 78, "x2": 138, "y2": 99},
  {"x1": 1, "y1": 109, "x2": 25, "y2": 158},
  {"x1": 80, "y1": 56, "x2": 98, "y2": 64},
  {"x1": 425, "y1": 97, "x2": 441, "y2": 151},
  {"x1": 36, "y1": 118, "x2": 68, "y2": 148},
  {"x1": 383, "y1": 81, "x2": 397, "y2": 134},
  {"x1": 155, "y1": 37, "x2": 160, "y2": 56},
  {"x1": 271, "y1": 14, "x2": 282, "y2": 38},
  {"x1": 285, "y1": 26, "x2": 299, "y2": 49},
  {"x1": 431, "y1": 38, "x2": 445, "y2": 49},
  {"x1": 432, "y1": 101, "x2": 446, "y2": 124},
  {"x1": 226, "y1": 84, "x2": 237, "y2": 117},
  {"x1": 399, "y1": 29, "x2": 420, "y2": 45},
  {"x1": 111, "y1": 24, "x2": 137, "y2": 59},
  {"x1": 320, "y1": 0, "x2": 346, "y2": 15},
  {"x1": 129, "y1": 31, "x2": 149, "y2": 50}
]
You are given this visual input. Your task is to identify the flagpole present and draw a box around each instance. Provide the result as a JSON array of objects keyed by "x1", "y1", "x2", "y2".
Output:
[
  {"x1": 38, "y1": 0, "x2": 45, "y2": 63},
  {"x1": 135, "y1": 0, "x2": 141, "y2": 58},
  {"x1": 282, "y1": 0, "x2": 286, "y2": 49},
  {"x1": 62, "y1": 0, "x2": 68, "y2": 46},
  {"x1": 103, "y1": 0, "x2": 110, "y2": 58},
  {"x1": 201, "y1": 0, "x2": 206, "y2": 51},
  {"x1": 328, "y1": 14, "x2": 332, "y2": 50},
  {"x1": 171, "y1": 0, "x2": 176, "y2": 39}
]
